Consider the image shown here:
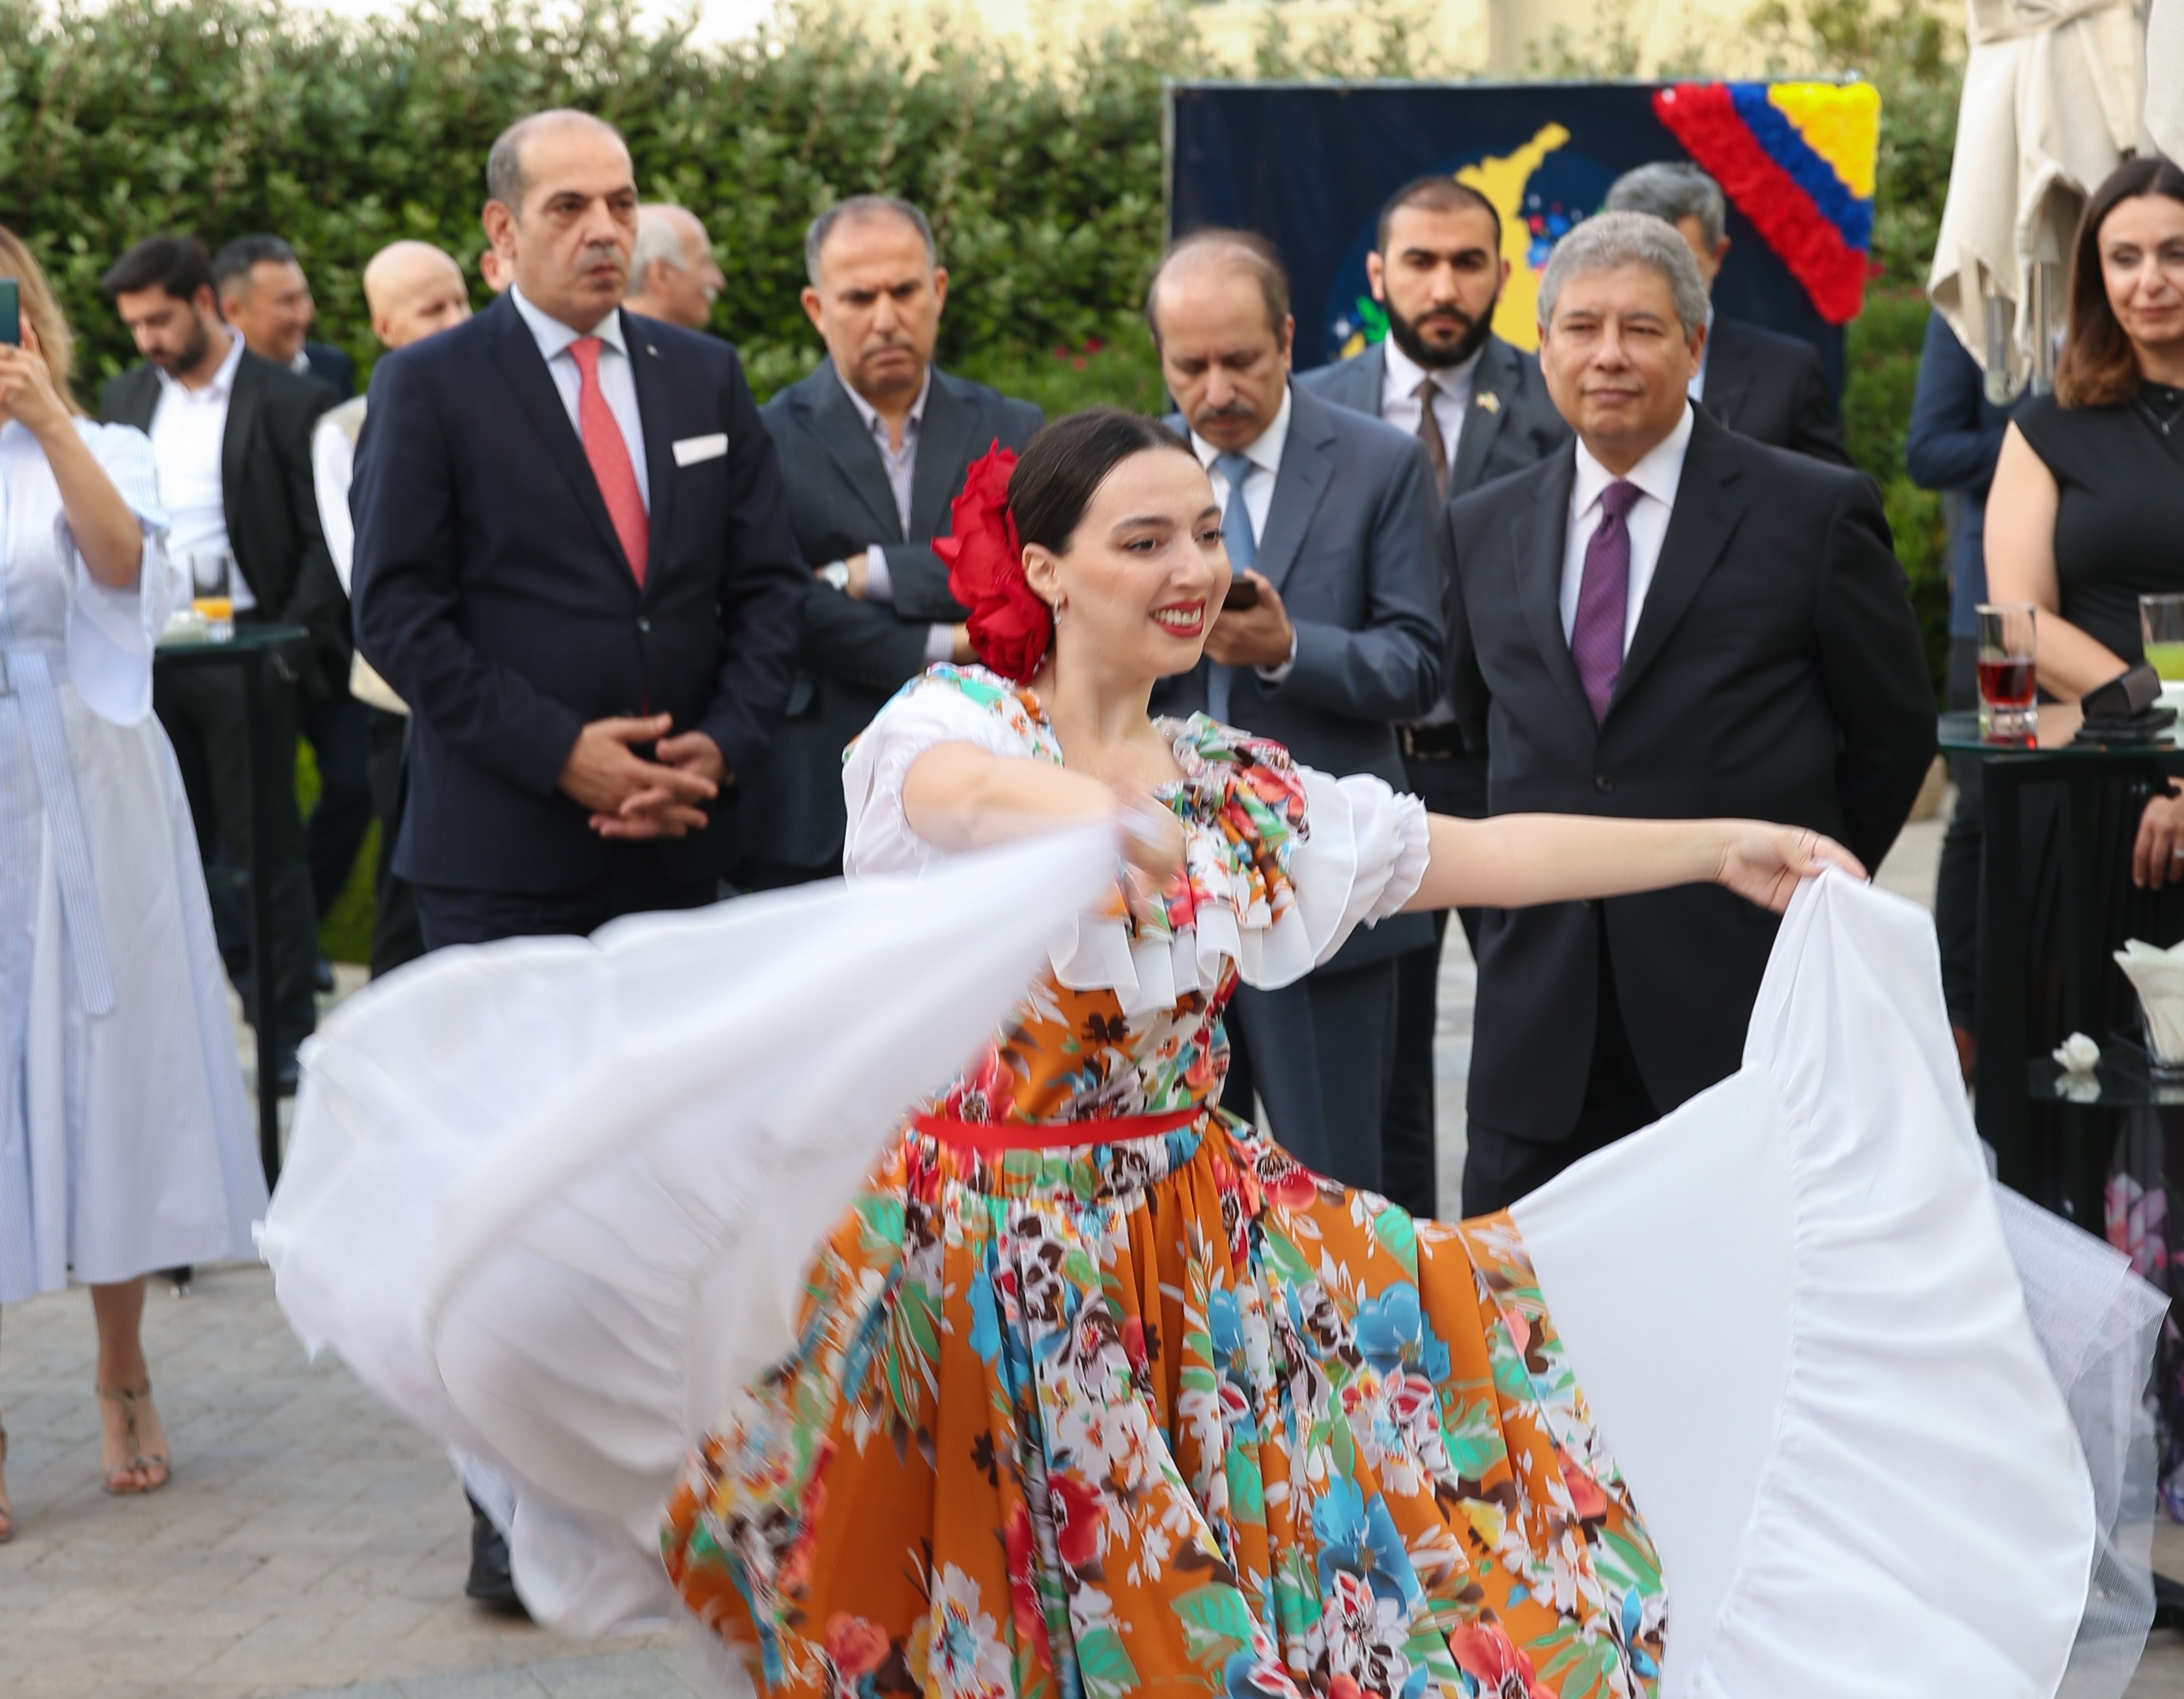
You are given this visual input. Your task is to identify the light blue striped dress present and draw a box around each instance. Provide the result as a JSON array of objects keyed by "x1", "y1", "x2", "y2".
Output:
[{"x1": 0, "y1": 418, "x2": 263, "y2": 1302}]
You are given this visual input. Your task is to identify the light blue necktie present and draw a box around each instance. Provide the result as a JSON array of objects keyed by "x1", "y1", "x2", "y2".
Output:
[{"x1": 1212, "y1": 452, "x2": 1258, "y2": 723}]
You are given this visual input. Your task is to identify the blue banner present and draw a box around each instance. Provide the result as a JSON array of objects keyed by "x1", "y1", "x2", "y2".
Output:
[{"x1": 1167, "y1": 81, "x2": 1846, "y2": 397}]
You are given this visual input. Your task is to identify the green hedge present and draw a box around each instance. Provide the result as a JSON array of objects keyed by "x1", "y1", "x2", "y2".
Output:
[{"x1": 0, "y1": 0, "x2": 1963, "y2": 957}]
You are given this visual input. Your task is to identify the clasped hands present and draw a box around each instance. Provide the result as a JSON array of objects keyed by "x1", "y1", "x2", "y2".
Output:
[{"x1": 559, "y1": 714, "x2": 728, "y2": 840}]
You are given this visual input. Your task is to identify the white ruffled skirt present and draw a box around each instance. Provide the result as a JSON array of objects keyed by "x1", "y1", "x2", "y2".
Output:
[{"x1": 262, "y1": 841, "x2": 2159, "y2": 1696}]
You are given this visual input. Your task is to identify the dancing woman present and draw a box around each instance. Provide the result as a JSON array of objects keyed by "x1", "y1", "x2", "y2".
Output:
[
  {"x1": 273, "y1": 406, "x2": 2123, "y2": 1699},
  {"x1": 657, "y1": 409, "x2": 1856, "y2": 1698}
]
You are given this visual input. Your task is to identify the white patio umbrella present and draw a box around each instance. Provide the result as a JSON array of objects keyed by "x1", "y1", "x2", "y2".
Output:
[
  {"x1": 2149, "y1": 0, "x2": 2183, "y2": 162},
  {"x1": 1929, "y1": 0, "x2": 2148, "y2": 399}
]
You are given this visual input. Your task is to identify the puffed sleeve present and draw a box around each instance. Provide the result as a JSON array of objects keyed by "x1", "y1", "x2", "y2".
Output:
[
  {"x1": 841, "y1": 668, "x2": 1046, "y2": 877},
  {"x1": 1268, "y1": 766, "x2": 1431, "y2": 980},
  {"x1": 61, "y1": 421, "x2": 181, "y2": 727}
]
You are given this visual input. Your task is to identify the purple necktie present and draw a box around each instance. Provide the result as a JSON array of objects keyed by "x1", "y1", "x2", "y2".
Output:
[{"x1": 1570, "y1": 479, "x2": 1642, "y2": 723}]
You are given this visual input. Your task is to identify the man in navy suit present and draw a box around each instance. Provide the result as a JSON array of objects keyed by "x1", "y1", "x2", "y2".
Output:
[
  {"x1": 1148, "y1": 230, "x2": 1445, "y2": 1193},
  {"x1": 1297, "y1": 174, "x2": 1570, "y2": 1217},
  {"x1": 352, "y1": 109, "x2": 806, "y2": 952}
]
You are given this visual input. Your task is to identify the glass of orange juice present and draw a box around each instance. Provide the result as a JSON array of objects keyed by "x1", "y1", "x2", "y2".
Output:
[{"x1": 190, "y1": 551, "x2": 235, "y2": 642}]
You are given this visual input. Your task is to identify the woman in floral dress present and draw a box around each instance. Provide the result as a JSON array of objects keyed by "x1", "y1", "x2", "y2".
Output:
[{"x1": 655, "y1": 409, "x2": 1860, "y2": 1699}]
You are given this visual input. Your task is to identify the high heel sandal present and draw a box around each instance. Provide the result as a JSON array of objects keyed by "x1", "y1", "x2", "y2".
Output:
[
  {"x1": 0, "y1": 1417, "x2": 14, "y2": 1541},
  {"x1": 96, "y1": 1383, "x2": 170, "y2": 1496}
]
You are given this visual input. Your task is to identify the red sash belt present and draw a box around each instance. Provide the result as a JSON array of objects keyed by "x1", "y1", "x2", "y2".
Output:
[{"x1": 911, "y1": 1106, "x2": 1204, "y2": 1155}]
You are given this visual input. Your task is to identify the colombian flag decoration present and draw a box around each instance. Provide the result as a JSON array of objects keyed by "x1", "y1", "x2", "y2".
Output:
[{"x1": 1652, "y1": 81, "x2": 1880, "y2": 324}]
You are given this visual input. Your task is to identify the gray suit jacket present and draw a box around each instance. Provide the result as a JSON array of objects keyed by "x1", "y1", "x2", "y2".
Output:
[
  {"x1": 1295, "y1": 334, "x2": 1570, "y2": 495},
  {"x1": 1297, "y1": 337, "x2": 1570, "y2": 751},
  {"x1": 1154, "y1": 382, "x2": 1445, "y2": 964},
  {"x1": 744, "y1": 359, "x2": 1043, "y2": 870}
]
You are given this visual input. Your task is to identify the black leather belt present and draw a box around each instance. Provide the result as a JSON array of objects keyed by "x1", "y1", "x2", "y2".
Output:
[{"x1": 1400, "y1": 722, "x2": 1467, "y2": 761}]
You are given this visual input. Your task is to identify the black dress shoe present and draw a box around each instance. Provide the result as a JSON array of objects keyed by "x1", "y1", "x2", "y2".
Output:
[
  {"x1": 313, "y1": 956, "x2": 335, "y2": 995},
  {"x1": 465, "y1": 1502, "x2": 529, "y2": 1616}
]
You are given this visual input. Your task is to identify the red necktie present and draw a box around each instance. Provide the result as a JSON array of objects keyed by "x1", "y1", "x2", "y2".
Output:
[{"x1": 569, "y1": 335, "x2": 649, "y2": 587}]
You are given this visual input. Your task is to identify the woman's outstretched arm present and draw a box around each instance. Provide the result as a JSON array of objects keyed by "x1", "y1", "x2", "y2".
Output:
[
  {"x1": 900, "y1": 743, "x2": 1184, "y2": 874},
  {"x1": 1403, "y1": 813, "x2": 1865, "y2": 916}
]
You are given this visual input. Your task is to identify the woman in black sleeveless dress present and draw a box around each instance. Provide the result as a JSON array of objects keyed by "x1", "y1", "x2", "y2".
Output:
[{"x1": 1987, "y1": 154, "x2": 2184, "y2": 1506}]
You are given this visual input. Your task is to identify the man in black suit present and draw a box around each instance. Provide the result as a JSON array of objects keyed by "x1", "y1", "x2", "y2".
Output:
[
  {"x1": 1604, "y1": 163, "x2": 1851, "y2": 466},
  {"x1": 1147, "y1": 230, "x2": 1445, "y2": 1192},
  {"x1": 1296, "y1": 174, "x2": 1570, "y2": 1216},
  {"x1": 101, "y1": 234, "x2": 345, "y2": 1089},
  {"x1": 350, "y1": 106, "x2": 803, "y2": 1612},
  {"x1": 742, "y1": 195, "x2": 1042, "y2": 888},
  {"x1": 352, "y1": 108, "x2": 805, "y2": 953},
  {"x1": 215, "y1": 234, "x2": 365, "y2": 984},
  {"x1": 213, "y1": 234, "x2": 356, "y2": 397},
  {"x1": 1447, "y1": 211, "x2": 1933, "y2": 1215}
]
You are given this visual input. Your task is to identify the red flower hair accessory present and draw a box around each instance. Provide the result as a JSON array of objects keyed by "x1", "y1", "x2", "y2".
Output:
[{"x1": 933, "y1": 441, "x2": 1051, "y2": 681}]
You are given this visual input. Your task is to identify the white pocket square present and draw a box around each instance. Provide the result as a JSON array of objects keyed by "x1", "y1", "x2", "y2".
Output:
[{"x1": 673, "y1": 433, "x2": 728, "y2": 466}]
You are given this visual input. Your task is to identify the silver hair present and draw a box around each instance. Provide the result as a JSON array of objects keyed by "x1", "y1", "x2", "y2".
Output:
[
  {"x1": 631, "y1": 206, "x2": 691, "y2": 281},
  {"x1": 1537, "y1": 211, "x2": 1712, "y2": 337},
  {"x1": 485, "y1": 109, "x2": 623, "y2": 214},
  {"x1": 1604, "y1": 161, "x2": 1728, "y2": 251},
  {"x1": 804, "y1": 195, "x2": 935, "y2": 287}
]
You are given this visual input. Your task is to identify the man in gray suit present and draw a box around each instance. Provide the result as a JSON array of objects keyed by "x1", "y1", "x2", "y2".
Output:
[
  {"x1": 1148, "y1": 229, "x2": 1445, "y2": 1192},
  {"x1": 742, "y1": 195, "x2": 1043, "y2": 887},
  {"x1": 1296, "y1": 175, "x2": 1569, "y2": 1217}
]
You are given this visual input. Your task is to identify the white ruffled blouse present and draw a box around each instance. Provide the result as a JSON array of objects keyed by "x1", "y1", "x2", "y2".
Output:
[{"x1": 841, "y1": 664, "x2": 1431, "y2": 1016}]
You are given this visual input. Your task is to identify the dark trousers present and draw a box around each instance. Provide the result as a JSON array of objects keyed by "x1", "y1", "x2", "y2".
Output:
[
  {"x1": 1221, "y1": 959, "x2": 1399, "y2": 1194},
  {"x1": 365, "y1": 707, "x2": 423, "y2": 977},
  {"x1": 738, "y1": 856, "x2": 841, "y2": 893},
  {"x1": 1936, "y1": 635, "x2": 1981, "y2": 1030},
  {"x1": 154, "y1": 655, "x2": 318, "y2": 1057},
  {"x1": 303, "y1": 690, "x2": 374, "y2": 921},
  {"x1": 1460, "y1": 918, "x2": 1658, "y2": 1217},
  {"x1": 1380, "y1": 746, "x2": 1489, "y2": 1219},
  {"x1": 414, "y1": 847, "x2": 720, "y2": 950}
]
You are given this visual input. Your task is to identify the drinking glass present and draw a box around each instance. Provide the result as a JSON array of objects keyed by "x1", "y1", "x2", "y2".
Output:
[
  {"x1": 1977, "y1": 602, "x2": 2037, "y2": 740},
  {"x1": 190, "y1": 551, "x2": 235, "y2": 643},
  {"x1": 2141, "y1": 595, "x2": 2184, "y2": 687}
]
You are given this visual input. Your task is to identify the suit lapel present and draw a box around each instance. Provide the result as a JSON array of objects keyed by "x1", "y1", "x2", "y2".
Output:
[
  {"x1": 1610, "y1": 414, "x2": 1746, "y2": 714},
  {"x1": 806, "y1": 362, "x2": 905, "y2": 544},
  {"x1": 113, "y1": 367, "x2": 160, "y2": 431},
  {"x1": 1448, "y1": 337, "x2": 1514, "y2": 494},
  {"x1": 1514, "y1": 446, "x2": 1595, "y2": 733},
  {"x1": 1337, "y1": 344, "x2": 1385, "y2": 417},
  {"x1": 1256, "y1": 386, "x2": 1335, "y2": 594},
  {"x1": 487, "y1": 300, "x2": 629, "y2": 576},
  {"x1": 621, "y1": 309, "x2": 675, "y2": 594},
  {"x1": 908, "y1": 370, "x2": 978, "y2": 541},
  {"x1": 220, "y1": 354, "x2": 258, "y2": 555}
]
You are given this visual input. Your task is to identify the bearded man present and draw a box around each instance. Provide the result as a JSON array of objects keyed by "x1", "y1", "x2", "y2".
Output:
[{"x1": 1298, "y1": 175, "x2": 1568, "y2": 1217}]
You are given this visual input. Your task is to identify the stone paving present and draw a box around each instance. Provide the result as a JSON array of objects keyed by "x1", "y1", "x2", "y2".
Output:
[{"x1": 4, "y1": 806, "x2": 2182, "y2": 1696}]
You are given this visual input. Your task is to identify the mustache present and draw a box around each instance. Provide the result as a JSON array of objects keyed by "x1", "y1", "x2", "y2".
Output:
[
  {"x1": 577, "y1": 242, "x2": 627, "y2": 271},
  {"x1": 1191, "y1": 397, "x2": 1258, "y2": 425}
]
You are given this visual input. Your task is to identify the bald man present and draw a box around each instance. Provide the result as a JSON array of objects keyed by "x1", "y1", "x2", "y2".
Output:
[
  {"x1": 623, "y1": 204, "x2": 724, "y2": 330},
  {"x1": 311, "y1": 240, "x2": 474, "y2": 977}
]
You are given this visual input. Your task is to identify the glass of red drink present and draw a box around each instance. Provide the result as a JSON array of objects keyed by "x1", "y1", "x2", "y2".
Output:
[{"x1": 1977, "y1": 602, "x2": 2037, "y2": 740}]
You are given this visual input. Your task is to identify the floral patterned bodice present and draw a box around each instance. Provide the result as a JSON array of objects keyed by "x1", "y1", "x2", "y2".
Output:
[{"x1": 868, "y1": 668, "x2": 1314, "y2": 1129}]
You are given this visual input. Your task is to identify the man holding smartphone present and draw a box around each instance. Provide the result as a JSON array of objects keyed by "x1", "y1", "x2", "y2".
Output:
[
  {"x1": 99, "y1": 234, "x2": 341, "y2": 1094},
  {"x1": 1146, "y1": 229, "x2": 1447, "y2": 1194}
]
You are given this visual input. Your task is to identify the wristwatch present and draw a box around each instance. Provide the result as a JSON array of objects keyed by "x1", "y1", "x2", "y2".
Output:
[{"x1": 817, "y1": 559, "x2": 853, "y2": 593}]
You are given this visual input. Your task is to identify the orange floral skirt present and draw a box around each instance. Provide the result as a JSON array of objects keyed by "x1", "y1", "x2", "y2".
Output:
[{"x1": 663, "y1": 1113, "x2": 1664, "y2": 1698}]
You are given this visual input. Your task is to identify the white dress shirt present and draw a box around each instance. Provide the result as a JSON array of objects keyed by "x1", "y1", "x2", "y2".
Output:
[
  {"x1": 510, "y1": 285, "x2": 650, "y2": 511},
  {"x1": 1190, "y1": 387, "x2": 1298, "y2": 681},
  {"x1": 838, "y1": 370, "x2": 950, "y2": 664},
  {"x1": 149, "y1": 330, "x2": 255, "y2": 611},
  {"x1": 1378, "y1": 335, "x2": 1479, "y2": 481},
  {"x1": 1559, "y1": 401, "x2": 1696, "y2": 655},
  {"x1": 313, "y1": 414, "x2": 356, "y2": 593}
]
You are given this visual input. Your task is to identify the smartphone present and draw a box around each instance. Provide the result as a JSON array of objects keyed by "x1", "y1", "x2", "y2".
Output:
[
  {"x1": 1223, "y1": 575, "x2": 1260, "y2": 611},
  {"x1": 0, "y1": 279, "x2": 18, "y2": 345}
]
